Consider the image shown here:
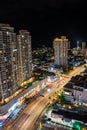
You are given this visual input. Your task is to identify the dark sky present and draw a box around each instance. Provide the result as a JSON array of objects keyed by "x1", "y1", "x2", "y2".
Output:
[{"x1": 0, "y1": 0, "x2": 87, "y2": 48}]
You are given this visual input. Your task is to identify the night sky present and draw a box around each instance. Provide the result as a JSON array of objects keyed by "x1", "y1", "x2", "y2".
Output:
[{"x1": 0, "y1": 0, "x2": 87, "y2": 49}]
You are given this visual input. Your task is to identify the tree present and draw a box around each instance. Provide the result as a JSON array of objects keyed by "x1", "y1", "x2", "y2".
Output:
[
  {"x1": 73, "y1": 122, "x2": 81, "y2": 130},
  {"x1": 59, "y1": 94, "x2": 65, "y2": 103}
]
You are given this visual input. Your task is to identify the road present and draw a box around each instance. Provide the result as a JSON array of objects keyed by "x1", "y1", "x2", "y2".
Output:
[
  {"x1": 5, "y1": 77, "x2": 69, "y2": 130},
  {"x1": 69, "y1": 64, "x2": 86, "y2": 77},
  {"x1": 5, "y1": 64, "x2": 86, "y2": 130}
]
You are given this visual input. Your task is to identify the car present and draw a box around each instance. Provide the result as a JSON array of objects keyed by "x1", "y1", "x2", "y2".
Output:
[{"x1": 40, "y1": 94, "x2": 44, "y2": 97}]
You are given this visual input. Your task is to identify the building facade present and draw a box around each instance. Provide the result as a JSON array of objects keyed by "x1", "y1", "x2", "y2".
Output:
[
  {"x1": 0, "y1": 24, "x2": 19, "y2": 103},
  {"x1": 63, "y1": 83, "x2": 87, "y2": 105},
  {"x1": 53, "y1": 36, "x2": 69, "y2": 66},
  {"x1": 17, "y1": 30, "x2": 32, "y2": 85}
]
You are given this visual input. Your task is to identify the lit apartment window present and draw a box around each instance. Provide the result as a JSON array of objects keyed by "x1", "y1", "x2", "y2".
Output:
[
  {"x1": 0, "y1": 51, "x2": 2, "y2": 53},
  {"x1": 3, "y1": 80, "x2": 6, "y2": 83},
  {"x1": 9, "y1": 76, "x2": 11, "y2": 79},
  {"x1": 22, "y1": 35, "x2": 24, "y2": 38}
]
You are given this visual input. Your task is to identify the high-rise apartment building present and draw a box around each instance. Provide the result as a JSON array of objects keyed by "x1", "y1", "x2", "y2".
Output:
[
  {"x1": 77, "y1": 41, "x2": 80, "y2": 48},
  {"x1": 82, "y1": 42, "x2": 86, "y2": 51},
  {"x1": 17, "y1": 30, "x2": 32, "y2": 85},
  {"x1": 0, "y1": 24, "x2": 19, "y2": 103},
  {"x1": 53, "y1": 36, "x2": 69, "y2": 66},
  {"x1": 77, "y1": 41, "x2": 81, "y2": 50},
  {"x1": 81, "y1": 42, "x2": 87, "y2": 58}
]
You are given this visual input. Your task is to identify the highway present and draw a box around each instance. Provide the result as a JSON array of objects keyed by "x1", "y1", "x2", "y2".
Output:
[
  {"x1": 3, "y1": 65, "x2": 85, "y2": 130},
  {"x1": 4, "y1": 64, "x2": 86, "y2": 130},
  {"x1": 69, "y1": 64, "x2": 86, "y2": 76},
  {"x1": 6, "y1": 77, "x2": 70, "y2": 130}
]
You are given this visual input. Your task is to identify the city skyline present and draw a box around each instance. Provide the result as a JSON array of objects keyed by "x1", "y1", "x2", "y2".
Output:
[
  {"x1": 0, "y1": 1, "x2": 87, "y2": 129},
  {"x1": 0, "y1": 27, "x2": 87, "y2": 130},
  {"x1": 0, "y1": 0, "x2": 87, "y2": 49}
]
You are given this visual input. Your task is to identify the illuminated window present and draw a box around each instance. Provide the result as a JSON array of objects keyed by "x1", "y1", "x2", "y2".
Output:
[
  {"x1": 22, "y1": 35, "x2": 24, "y2": 38},
  {"x1": 7, "y1": 32, "x2": 9, "y2": 35},
  {"x1": 9, "y1": 76, "x2": 11, "y2": 79},
  {"x1": 0, "y1": 51, "x2": 2, "y2": 53},
  {"x1": 3, "y1": 80, "x2": 6, "y2": 83}
]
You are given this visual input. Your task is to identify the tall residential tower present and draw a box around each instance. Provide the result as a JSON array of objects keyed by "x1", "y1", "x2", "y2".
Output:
[
  {"x1": 17, "y1": 30, "x2": 32, "y2": 85},
  {"x1": 53, "y1": 36, "x2": 69, "y2": 66},
  {"x1": 0, "y1": 24, "x2": 19, "y2": 103},
  {"x1": 82, "y1": 42, "x2": 86, "y2": 51}
]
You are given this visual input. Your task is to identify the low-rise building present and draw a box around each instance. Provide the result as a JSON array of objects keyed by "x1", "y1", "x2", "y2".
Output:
[{"x1": 63, "y1": 75, "x2": 87, "y2": 104}]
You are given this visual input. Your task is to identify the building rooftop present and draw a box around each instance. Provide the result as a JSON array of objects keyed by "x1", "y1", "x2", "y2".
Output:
[
  {"x1": 64, "y1": 83, "x2": 73, "y2": 89},
  {"x1": 64, "y1": 75, "x2": 87, "y2": 90},
  {"x1": 53, "y1": 36, "x2": 68, "y2": 43},
  {"x1": 0, "y1": 24, "x2": 10, "y2": 27},
  {"x1": 52, "y1": 109, "x2": 87, "y2": 122}
]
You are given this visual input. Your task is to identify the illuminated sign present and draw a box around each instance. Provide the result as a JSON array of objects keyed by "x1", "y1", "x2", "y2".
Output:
[
  {"x1": 8, "y1": 101, "x2": 18, "y2": 113},
  {"x1": 64, "y1": 92, "x2": 70, "y2": 95},
  {"x1": 0, "y1": 122, "x2": 2, "y2": 127}
]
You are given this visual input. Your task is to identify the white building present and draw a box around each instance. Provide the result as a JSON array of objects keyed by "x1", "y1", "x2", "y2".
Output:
[{"x1": 53, "y1": 36, "x2": 69, "y2": 66}]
